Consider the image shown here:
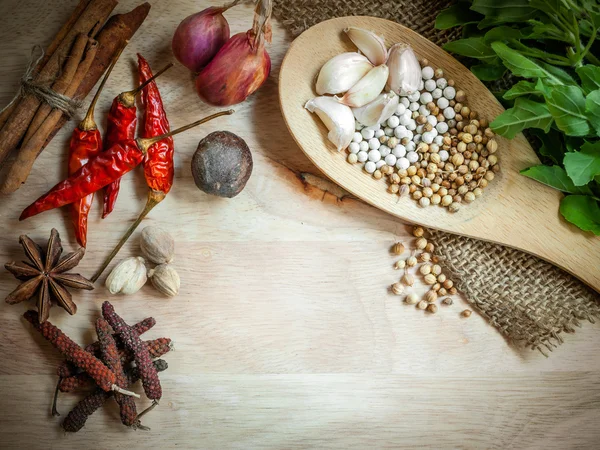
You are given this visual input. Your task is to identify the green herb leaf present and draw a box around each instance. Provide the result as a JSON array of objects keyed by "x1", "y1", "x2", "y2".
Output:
[
  {"x1": 471, "y1": 64, "x2": 506, "y2": 81},
  {"x1": 491, "y1": 97, "x2": 553, "y2": 139},
  {"x1": 483, "y1": 26, "x2": 529, "y2": 42},
  {"x1": 471, "y1": 0, "x2": 537, "y2": 28},
  {"x1": 577, "y1": 66, "x2": 600, "y2": 94},
  {"x1": 559, "y1": 195, "x2": 600, "y2": 235},
  {"x1": 491, "y1": 42, "x2": 567, "y2": 84},
  {"x1": 545, "y1": 85, "x2": 591, "y2": 136},
  {"x1": 443, "y1": 38, "x2": 498, "y2": 62},
  {"x1": 537, "y1": 61, "x2": 577, "y2": 85},
  {"x1": 585, "y1": 90, "x2": 600, "y2": 134},
  {"x1": 530, "y1": 0, "x2": 567, "y2": 21},
  {"x1": 503, "y1": 80, "x2": 539, "y2": 99},
  {"x1": 528, "y1": 128, "x2": 566, "y2": 165},
  {"x1": 435, "y1": 4, "x2": 482, "y2": 29},
  {"x1": 564, "y1": 151, "x2": 600, "y2": 187},
  {"x1": 521, "y1": 165, "x2": 593, "y2": 194}
]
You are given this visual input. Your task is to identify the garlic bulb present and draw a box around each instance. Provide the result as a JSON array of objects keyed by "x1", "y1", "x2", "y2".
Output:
[
  {"x1": 149, "y1": 264, "x2": 180, "y2": 297},
  {"x1": 387, "y1": 43, "x2": 421, "y2": 95},
  {"x1": 105, "y1": 257, "x2": 147, "y2": 295},
  {"x1": 344, "y1": 27, "x2": 387, "y2": 66},
  {"x1": 352, "y1": 91, "x2": 399, "y2": 127},
  {"x1": 316, "y1": 52, "x2": 373, "y2": 95},
  {"x1": 305, "y1": 96, "x2": 355, "y2": 151},
  {"x1": 337, "y1": 64, "x2": 388, "y2": 108}
]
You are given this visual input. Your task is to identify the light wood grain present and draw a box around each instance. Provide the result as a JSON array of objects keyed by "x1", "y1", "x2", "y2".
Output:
[
  {"x1": 279, "y1": 16, "x2": 600, "y2": 293},
  {"x1": 0, "y1": 1, "x2": 600, "y2": 449}
]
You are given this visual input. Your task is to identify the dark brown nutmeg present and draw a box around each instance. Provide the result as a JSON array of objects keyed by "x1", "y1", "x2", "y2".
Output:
[{"x1": 191, "y1": 131, "x2": 253, "y2": 198}]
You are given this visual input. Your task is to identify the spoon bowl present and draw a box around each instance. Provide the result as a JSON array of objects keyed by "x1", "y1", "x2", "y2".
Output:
[{"x1": 279, "y1": 16, "x2": 600, "y2": 292}]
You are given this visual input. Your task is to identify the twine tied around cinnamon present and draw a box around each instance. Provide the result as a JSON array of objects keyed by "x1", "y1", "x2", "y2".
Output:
[{"x1": 0, "y1": 46, "x2": 82, "y2": 120}]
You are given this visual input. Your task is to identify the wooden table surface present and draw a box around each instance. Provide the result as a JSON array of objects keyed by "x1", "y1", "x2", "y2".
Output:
[{"x1": 1, "y1": 1, "x2": 599, "y2": 449}]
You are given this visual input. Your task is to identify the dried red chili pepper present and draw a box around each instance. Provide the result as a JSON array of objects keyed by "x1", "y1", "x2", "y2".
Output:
[
  {"x1": 68, "y1": 45, "x2": 125, "y2": 247},
  {"x1": 102, "y1": 63, "x2": 173, "y2": 218},
  {"x1": 96, "y1": 318, "x2": 138, "y2": 427},
  {"x1": 23, "y1": 310, "x2": 138, "y2": 398},
  {"x1": 102, "y1": 301, "x2": 161, "y2": 400},
  {"x1": 20, "y1": 111, "x2": 233, "y2": 223}
]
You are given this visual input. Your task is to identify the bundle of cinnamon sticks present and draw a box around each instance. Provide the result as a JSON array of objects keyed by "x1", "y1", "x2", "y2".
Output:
[{"x1": 0, "y1": 0, "x2": 151, "y2": 193}]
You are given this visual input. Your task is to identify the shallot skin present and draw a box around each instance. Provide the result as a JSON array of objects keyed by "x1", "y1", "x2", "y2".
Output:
[
  {"x1": 172, "y1": 7, "x2": 231, "y2": 73},
  {"x1": 195, "y1": 32, "x2": 271, "y2": 106}
]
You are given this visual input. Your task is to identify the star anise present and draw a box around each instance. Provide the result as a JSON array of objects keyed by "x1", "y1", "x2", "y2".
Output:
[{"x1": 5, "y1": 229, "x2": 94, "y2": 323}]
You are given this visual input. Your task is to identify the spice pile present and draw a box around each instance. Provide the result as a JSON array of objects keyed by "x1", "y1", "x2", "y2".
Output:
[
  {"x1": 23, "y1": 302, "x2": 171, "y2": 432},
  {"x1": 306, "y1": 27, "x2": 500, "y2": 212},
  {"x1": 390, "y1": 226, "x2": 471, "y2": 317}
]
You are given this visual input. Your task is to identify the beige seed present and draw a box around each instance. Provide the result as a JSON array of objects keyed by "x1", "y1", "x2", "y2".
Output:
[
  {"x1": 417, "y1": 300, "x2": 428, "y2": 310},
  {"x1": 394, "y1": 260, "x2": 406, "y2": 270},
  {"x1": 486, "y1": 139, "x2": 498, "y2": 153},
  {"x1": 388, "y1": 184, "x2": 400, "y2": 194},
  {"x1": 419, "y1": 252, "x2": 431, "y2": 263},
  {"x1": 392, "y1": 242, "x2": 405, "y2": 255},
  {"x1": 391, "y1": 283, "x2": 404, "y2": 295},
  {"x1": 432, "y1": 282, "x2": 441, "y2": 292},
  {"x1": 427, "y1": 303, "x2": 438, "y2": 314},
  {"x1": 419, "y1": 263, "x2": 432, "y2": 275},
  {"x1": 438, "y1": 287, "x2": 447, "y2": 296},
  {"x1": 424, "y1": 290, "x2": 438, "y2": 303},
  {"x1": 442, "y1": 297, "x2": 453, "y2": 306},
  {"x1": 407, "y1": 166, "x2": 417, "y2": 176},
  {"x1": 461, "y1": 309, "x2": 472, "y2": 318},
  {"x1": 347, "y1": 153, "x2": 358, "y2": 164},
  {"x1": 448, "y1": 202, "x2": 460, "y2": 213},
  {"x1": 437, "y1": 273, "x2": 447, "y2": 283},
  {"x1": 424, "y1": 273, "x2": 437, "y2": 285},
  {"x1": 464, "y1": 192, "x2": 476, "y2": 203},
  {"x1": 413, "y1": 190, "x2": 423, "y2": 200},
  {"x1": 449, "y1": 287, "x2": 458, "y2": 295},
  {"x1": 432, "y1": 265, "x2": 441, "y2": 276},
  {"x1": 405, "y1": 293, "x2": 419, "y2": 305},
  {"x1": 413, "y1": 226, "x2": 425, "y2": 237},
  {"x1": 443, "y1": 279, "x2": 454, "y2": 289},
  {"x1": 402, "y1": 273, "x2": 415, "y2": 286},
  {"x1": 415, "y1": 237, "x2": 428, "y2": 250},
  {"x1": 406, "y1": 256, "x2": 418, "y2": 267},
  {"x1": 419, "y1": 197, "x2": 431, "y2": 208},
  {"x1": 373, "y1": 170, "x2": 382, "y2": 180},
  {"x1": 425, "y1": 243, "x2": 435, "y2": 253},
  {"x1": 441, "y1": 195, "x2": 453, "y2": 206},
  {"x1": 430, "y1": 194, "x2": 441, "y2": 205}
]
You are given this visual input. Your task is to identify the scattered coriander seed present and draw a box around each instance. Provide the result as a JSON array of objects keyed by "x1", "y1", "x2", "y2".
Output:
[
  {"x1": 415, "y1": 237, "x2": 428, "y2": 250},
  {"x1": 419, "y1": 197, "x2": 431, "y2": 208},
  {"x1": 402, "y1": 273, "x2": 415, "y2": 286},
  {"x1": 419, "y1": 252, "x2": 431, "y2": 263},
  {"x1": 442, "y1": 297, "x2": 453, "y2": 306},
  {"x1": 461, "y1": 309, "x2": 472, "y2": 318},
  {"x1": 405, "y1": 293, "x2": 419, "y2": 305},
  {"x1": 432, "y1": 283, "x2": 441, "y2": 292},
  {"x1": 394, "y1": 260, "x2": 406, "y2": 270},
  {"x1": 443, "y1": 279, "x2": 454, "y2": 289},
  {"x1": 406, "y1": 255, "x2": 418, "y2": 267},
  {"x1": 413, "y1": 226, "x2": 425, "y2": 237},
  {"x1": 424, "y1": 290, "x2": 437, "y2": 303},
  {"x1": 425, "y1": 243, "x2": 435, "y2": 253},
  {"x1": 347, "y1": 153, "x2": 358, "y2": 164},
  {"x1": 423, "y1": 273, "x2": 437, "y2": 285},
  {"x1": 417, "y1": 300, "x2": 428, "y2": 310},
  {"x1": 419, "y1": 263, "x2": 432, "y2": 275},
  {"x1": 438, "y1": 287, "x2": 447, "y2": 296},
  {"x1": 391, "y1": 283, "x2": 404, "y2": 295},
  {"x1": 426, "y1": 303, "x2": 438, "y2": 314},
  {"x1": 388, "y1": 184, "x2": 400, "y2": 194},
  {"x1": 448, "y1": 202, "x2": 460, "y2": 213},
  {"x1": 431, "y1": 264, "x2": 442, "y2": 276},
  {"x1": 437, "y1": 273, "x2": 447, "y2": 283},
  {"x1": 373, "y1": 170, "x2": 383, "y2": 180},
  {"x1": 392, "y1": 242, "x2": 405, "y2": 255}
]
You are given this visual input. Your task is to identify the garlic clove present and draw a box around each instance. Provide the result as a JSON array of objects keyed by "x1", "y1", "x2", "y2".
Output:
[
  {"x1": 105, "y1": 256, "x2": 147, "y2": 295},
  {"x1": 352, "y1": 91, "x2": 399, "y2": 127},
  {"x1": 387, "y1": 43, "x2": 421, "y2": 95},
  {"x1": 305, "y1": 96, "x2": 355, "y2": 151},
  {"x1": 337, "y1": 64, "x2": 389, "y2": 108},
  {"x1": 316, "y1": 52, "x2": 373, "y2": 95},
  {"x1": 149, "y1": 264, "x2": 180, "y2": 297},
  {"x1": 344, "y1": 27, "x2": 387, "y2": 66}
]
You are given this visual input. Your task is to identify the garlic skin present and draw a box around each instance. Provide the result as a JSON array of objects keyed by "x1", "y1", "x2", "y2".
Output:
[
  {"x1": 149, "y1": 264, "x2": 181, "y2": 297},
  {"x1": 305, "y1": 96, "x2": 355, "y2": 151},
  {"x1": 140, "y1": 226, "x2": 175, "y2": 264},
  {"x1": 352, "y1": 91, "x2": 399, "y2": 127},
  {"x1": 105, "y1": 257, "x2": 147, "y2": 295},
  {"x1": 337, "y1": 64, "x2": 389, "y2": 108},
  {"x1": 344, "y1": 27, "x2": 387, "y2": 66},
  {"x1": 387, "y1": 43, "x2": 421, "y2": 95},
  {"x1": 316, "y1": 52, "x2": 373, "y2": 95}
]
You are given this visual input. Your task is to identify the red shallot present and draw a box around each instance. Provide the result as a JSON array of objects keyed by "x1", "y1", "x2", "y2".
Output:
[{"x1": 195, "y1": 0, "x2": 272, "y2": 106}]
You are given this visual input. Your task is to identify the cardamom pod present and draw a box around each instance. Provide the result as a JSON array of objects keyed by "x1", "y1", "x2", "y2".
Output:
[
  {"x1": 140, "y1": 226, "x2": 175, "y2": 264},
  {"x1": 148, "y1": 264, "x2": 180, "y2": 297},
  {"x1": 105, "y1": 257, "x2": 147, "y2": 295}
]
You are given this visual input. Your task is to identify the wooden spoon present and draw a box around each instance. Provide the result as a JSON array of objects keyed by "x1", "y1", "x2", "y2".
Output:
[{"x1": 279, "y1": 16, "x2": 600, "y2": 293}]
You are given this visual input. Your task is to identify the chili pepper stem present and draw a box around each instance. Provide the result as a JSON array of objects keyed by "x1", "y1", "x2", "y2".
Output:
[
  {"x1": 51, "y1": 377, "x2": 62, "y2": 417},
  {"x1": 79, "y1": 42, "x2": 127, "y2": 131},
  {"x1": 137, "y1": 109, "x2": 235, "y2": 152},
  {"x1": 136, "y1": 400, "x2": 159, "y2": 421},
  {"x1": 112, "y1": 384, "x2": 140, "y2": 398},
  {"x1": 119, "y1": 62, "x2": 174, "y2": 108}
]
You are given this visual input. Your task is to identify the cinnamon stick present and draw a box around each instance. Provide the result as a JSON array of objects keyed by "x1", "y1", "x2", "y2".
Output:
[
  {"x1": 41, "y1": 3, "x2": 152, "y2": 152},
  {"x1": 0, "y1": 39, "x2": 99, "y2": 194},
  {"x1": 0, "y1": 0, "x2": 117, "y2": 168},
  {"x1": 23, "y1": 34, "x2": 90, "y2": 146},
  {"x1": 0, "y1": 0, "x2": 91, "y2": 132}
]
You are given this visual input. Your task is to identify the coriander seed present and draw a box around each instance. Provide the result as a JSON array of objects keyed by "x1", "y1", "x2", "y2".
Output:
[
  {"x1": 431, "y1": 264, "x2": 442, "y2": 276},
  {"x1": 415, "y1": 237, "x2": 428, "y2": 250},
  {"x1": 424, "y1": 290, "x2": 437, "y2": 303},
  {"x1": 443, "y1": 279, "x2": 454, "y2": 289},
  {"x1": 394, "y1": 260, "x2": 406, "y2": 270},
  {"x1": 392, "y1": 242, "x2": 405, "y2": 255},
  {"x1": 437, "y1": 273, "x2": 447, "y2": 283},
  {"x1": 406, "y1": 255, "x2": 418, "y2": 267},
  {"x1": 419, "y1": 197, "x2": 431, "y2": 207},
  {"x1": 426, "y1": 303, "x2": 438, "y2": 314},
  {"x1": 419, "y1": 252, "x2": 431, "y2": 263},
  {"x1": 449, "y1": 287, "x2": 458, "y2": 295},
  {"x1": 405, "y1": 293, "x2": 419, "y2": 305},
  {"x1": 419, "y1": 264, "x2": 432, "y2": 275},
  {"x1": 402, "y1": 273, "x2": 415, "y2": 286},
  {"x1": 442, "y1": 297, "x2": 453, "y2": 306},
  {"x1": 424, "y1": 273, "x2": 437, "y2": 285},
  {"x1": 438, "y1": 287, "x2": 447, "y2": 296},
  {"x1": 413, "y1": 226, "x2": 424, "y2": 237},
  {"x1": 417, "y1": 300, "x2": 428, "y2": 310},
  {"x1": 461, "y1": 309, "x2": 472, "y2": 318},
  {"x1": 391, "y1": 283, "x2": 404, "y2": 295},
  {"x1": 425, "y1": 243, "x2": 435, "y2": 253}
]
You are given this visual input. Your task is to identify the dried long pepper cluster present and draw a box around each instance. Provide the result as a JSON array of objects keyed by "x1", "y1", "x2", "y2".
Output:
[
  {"x1": 102, "y1": 301, "x2": 162, "y2": 401},
  {"x1": 62, "y1": 359, "x2": 168, "y2": 433}
]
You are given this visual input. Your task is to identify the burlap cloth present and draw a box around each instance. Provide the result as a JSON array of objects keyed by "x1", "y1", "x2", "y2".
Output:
[{"x1": 273, "y1": 0, "x2": 600, "y2": 354}]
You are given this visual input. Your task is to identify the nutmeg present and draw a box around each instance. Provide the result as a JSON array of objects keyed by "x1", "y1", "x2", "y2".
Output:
[
  {"x1": 149, "y1": 264, "x2": 180, "y2": 297},
  {"x1": 140, "y1": 226, "x2": 175, "y2": 265}
]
